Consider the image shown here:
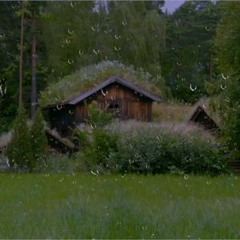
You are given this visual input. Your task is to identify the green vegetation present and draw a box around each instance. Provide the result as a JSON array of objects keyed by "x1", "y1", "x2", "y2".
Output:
[
  {"x1": 6, "y1": 108, "x2": 48, "y2": 172},
  {"x1": 0, "y1": 174, "x2": 239, "y2": 239},
  {"x1": 31, "y1": 108, "x2": 48, "y2": 163},
  {"x1": 71, "y1": 120, "x2": 228, "y2": 175},
  {"x1": 39, "y1": 61, "x2": 165, "y2": 107},
  {"x1": 207, "y1": 1, "x2": 240, "y2": 161},
  {"x1": 6, "y1": 108, "x2": 33, "y2": 170}
]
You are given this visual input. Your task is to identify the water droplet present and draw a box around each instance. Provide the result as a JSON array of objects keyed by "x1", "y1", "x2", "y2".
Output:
[
  {"x1": 205, "y1": 26, "x2": 210, "y2": 31},
  {"x1": 56, "y1": 105, "x2": 62, "y2": 110},
  {"x1": 68, "y1": 29, "x2": 74, "y2": 35},
  {"x1": 114, "y1": 46, "x2": 121, "y2": 51},
  {"x1": 101, "y1": 89, "x2": 107, "y2": 96},
  {"x1": 189, "y1": 84, "x2": 197, "y2": 91},
  {"x1": 221, "y1": 73, "x2": 229, "y2": 80},
  {"x1": 225, "y1": 97, "x2": 230, "y2": 103},
  {"x1": 91, "y1": 26, "x2": 96, "y2": 32},
  {"x1": 78, "y1": 50, "x2": 84, "y2": 56},
  {"x1": 68, "y1": 59, "x2": 74, "y2": 64},
  {"x1": 65, "y1": 39, "x2": 71, "y2": 44},
  {"x1": 114, "y1": 34, "x2": 121, "y2": 40},
  {"x1": 93, "y1": 49, "x2": 100, "y2": 55},
  {"x1": 121, "y1": 20, "x2": 127, "y2": 26},
  {"x1": 90, "y1": 170, "x2": 98, "y2": 176},
  {"x1": 184, "y1": 175, "x2": 189, "y2": 180},
  {"x1": 202, "y1": 103, "x2": 207, "y2": 109},
  {"x1": 220, "y1": 84, "x2": 226, "y2": 90}
]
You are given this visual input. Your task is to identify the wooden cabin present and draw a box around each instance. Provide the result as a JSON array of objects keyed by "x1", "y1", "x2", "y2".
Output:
[
  {"x1": 46, "y1": 76, "x2": 161, "y2": 137},
  {"x1": 188, "y1": 97, "x2": 220, "y2": 132}
]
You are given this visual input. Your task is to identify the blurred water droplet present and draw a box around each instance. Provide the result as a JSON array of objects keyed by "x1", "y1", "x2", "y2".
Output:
[
  {"x1": 184, "y1": 175, "x2": 189, "y2": 180},
  {"x1": 93, "y1": 49, "x2": 100, "y2": 55},
  {"x1": 220, "y1": 84, "x2": 226, "y2": 90},
  {"x1": 65, "y1": 39, "x2": 71, "y2": 44},
  {"x1": 78, "y1": 50, "x2": 83, "y2": 56},
  {"x1": 121, "y1": 20, "x2": 127, "y2": 26},
  {"x1": 225, "y1": 97, "x2": 230, "y2": 103},
  {"x1": 114, "y1": 34, "x2": 121, "y2": 40},
  {"x1": 114, "y1": 46, "x2": 121, "y2": 51},
  {"x1": 56, "y1": 105, "x2": 62, "y2": 110},
  {"x1": 189, "y1": 84, "x2": 197, "y2": 91},
  {"x1": 221, "y1": 73, "x2": 228, "y2": 80},
  {"x1": 68, "y1": 59, "x2": 74, "y2": 64},
  {"x1": 90, "y1": 170, "x2": 98, "y2": 176},
  {"x1": 59, "y1": 178, "x2": 64, "y2": 182},
  {"x1": 91, "y1": 26, "x2": 96, "y2": 32},
  {"x1": 68, "y1": 29, "x2": 74, "y2": 35}
]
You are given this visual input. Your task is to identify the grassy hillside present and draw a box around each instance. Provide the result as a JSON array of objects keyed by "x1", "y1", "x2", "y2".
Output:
[{"x1": 0, "y1": 174, "x2": 239, "y2": 239}]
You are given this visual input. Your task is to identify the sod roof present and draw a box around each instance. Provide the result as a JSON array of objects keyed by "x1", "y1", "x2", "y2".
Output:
[{"x1": 40, "y1": 61, "x2": 163, "y2": 107}]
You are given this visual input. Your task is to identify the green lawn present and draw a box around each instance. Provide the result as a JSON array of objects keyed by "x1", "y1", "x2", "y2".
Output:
[{"x1": 0, "y1": 174, "x2": 240, "y2": 239}]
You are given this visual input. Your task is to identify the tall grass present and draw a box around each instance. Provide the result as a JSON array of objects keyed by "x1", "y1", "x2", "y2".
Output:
[{"x1": 0, "y1": 174, "x2": 239, "y2": 239}]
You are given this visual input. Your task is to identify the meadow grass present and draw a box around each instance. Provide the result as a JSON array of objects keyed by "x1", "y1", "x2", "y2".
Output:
[{"x1": 0, "y1": 174, "x2": 240, "y2": 239}]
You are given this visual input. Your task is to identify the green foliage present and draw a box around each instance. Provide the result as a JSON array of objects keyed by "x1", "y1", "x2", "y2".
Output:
[
  {"x1": 75, "y1": 121, "x2": 227, "y2": 175},
  {"x1": 40, "y1": 1, "x2": 166, "y2": 80},
  {"x1": 106, "y1": 123, "x2": 227, "y2": 175},
  {"x1": 31, "y1": 108, "x2": 48, "y2": 164},
  {"x1": 87, "y1": 101, "x2": 112, "y2": 128},
  {"x1": 74, "y1": 102, "x2": 117, "y2": 173},
  {"x1": 162, "y1": 1, "x2": 220, "y2": 103},
  {"x1": 208, "y1": 2, "x2": 240, "y2": 160},
  {"x1": 6, "y1": 108, "x2": 33, "y2": 170}
]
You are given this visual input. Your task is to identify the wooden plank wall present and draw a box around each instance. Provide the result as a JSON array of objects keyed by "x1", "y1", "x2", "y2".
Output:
[{"x1": 74, "y1": 83, "x2": 152, "y2": 123}]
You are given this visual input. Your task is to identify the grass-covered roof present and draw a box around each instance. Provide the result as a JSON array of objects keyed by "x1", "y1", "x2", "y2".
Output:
[{"x1": 40, "y1": 61, "x2": 163, "y2": 107}]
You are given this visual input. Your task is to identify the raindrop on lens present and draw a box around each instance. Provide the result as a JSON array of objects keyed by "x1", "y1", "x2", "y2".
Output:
[{"x1": 189, "y1": 84, "x2": 197, "y2": 91}]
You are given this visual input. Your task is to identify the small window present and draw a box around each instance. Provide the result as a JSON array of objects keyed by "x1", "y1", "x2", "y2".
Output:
[
  {"x1": 107, "y1": 100, "x2": 120, "y2": 118},
  {"x1": 108, "y1": 102, "x2": 119, "y2": 109}
]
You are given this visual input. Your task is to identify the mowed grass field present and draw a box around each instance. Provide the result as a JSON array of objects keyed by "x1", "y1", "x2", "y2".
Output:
[{"x1": 0, "y1": 174, "x2": 240, "y2": 239}]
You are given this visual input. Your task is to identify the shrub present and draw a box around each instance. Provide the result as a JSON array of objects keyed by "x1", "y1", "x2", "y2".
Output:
[
  {"x1": 105, "y1": 122, "x2": 228, "y2": 175},
  {"x1": 31, "y1": 108, "x2": 48, "y2": 168},
  {"x1": 6, "y1": 107, "x2": 33, "y2": 171}
]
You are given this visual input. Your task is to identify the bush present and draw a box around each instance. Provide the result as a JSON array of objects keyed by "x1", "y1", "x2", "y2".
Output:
[
  {"x1": 31, "y1": 109, "x2": 48, "y2": 167},
  {"x1": 6, "y1": 107, "x2": 33, "y2": 171},
  {"x1": 103, "y1": 122, "x2": 228, "y2": 175}
]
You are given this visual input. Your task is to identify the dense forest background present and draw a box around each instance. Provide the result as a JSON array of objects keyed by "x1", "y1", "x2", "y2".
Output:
[{"x1": 0, "y1": 0, "x2": 239, "y2": 158}]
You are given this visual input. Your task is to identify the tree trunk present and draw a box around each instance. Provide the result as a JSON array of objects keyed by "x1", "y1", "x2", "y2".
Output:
[
  {"x1": 19, "y1": 0, "x2": 24, "y2": 108},
  {"x1": 31, "y1": 10, "x2": 37, "y2": 118}
]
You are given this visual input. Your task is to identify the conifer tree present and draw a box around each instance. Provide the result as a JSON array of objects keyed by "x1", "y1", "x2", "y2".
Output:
[
  {"x1": 6, "y1": 107, "x2": 33, "y2": 170},
  {"x1": 30, "y1": 108, "x2": 48, "y2": 165}
]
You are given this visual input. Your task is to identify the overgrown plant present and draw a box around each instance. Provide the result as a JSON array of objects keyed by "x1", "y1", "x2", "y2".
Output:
[
  {"x1": 75, "y1": 101, "x2": 117, "y2": 172},
  {"x1": 31, "y1": 108, "x2": 48, "y2": 166},
  {"x1": 6, "y1": 107, "x2": 33, "y2": 171}
]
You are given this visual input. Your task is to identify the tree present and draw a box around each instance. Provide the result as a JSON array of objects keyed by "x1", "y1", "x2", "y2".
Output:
[
  {"x1": 30, "y1": 108, "x2": 48, "y2": 164},
  {"x1": 208, "y1": 1, "x2": 240, "y2": 160},
  {"x1": 40, "y1": 1, "x2": 166, "y2": 83},
  {"x1": 0, "y1": 1, "x2": 49, "y2": 132},
  {"x1": 6, "y1": 107, "x2": 33, "y2": 170},
  {"x1": 161, "y1": 1, "x2": 220, "y2": 103}
]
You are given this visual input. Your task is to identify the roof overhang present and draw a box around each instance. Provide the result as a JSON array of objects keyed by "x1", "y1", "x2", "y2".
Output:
[{"x1": 63, "y1": 76, "x2": 161, "y2": 105}]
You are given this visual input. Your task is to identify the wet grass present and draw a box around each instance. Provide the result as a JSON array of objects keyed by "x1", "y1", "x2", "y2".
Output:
[{"x1": 0, "y1": 174, "x2": 240, "y2": 239}]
